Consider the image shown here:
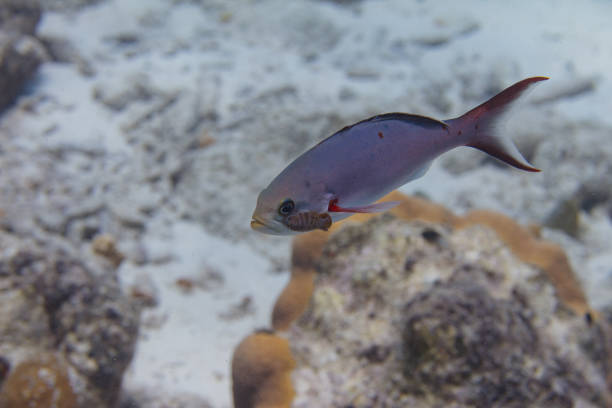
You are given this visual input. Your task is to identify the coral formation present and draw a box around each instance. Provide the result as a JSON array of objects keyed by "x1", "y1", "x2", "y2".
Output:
[
  {"x1": 271, "y1": 268, "x2": 315, "y2": 332},
  {"x1": 0, "y1": 353, "x2": 77, "y2": 408},
  {"x1": 401, "y1": 278, "x2": 592, "y2": 406},
  {"x1": 260, "y1": 191, "x2": 608, "y2": 406},
  {"x1": 271, "y1": 232, "x2": 329, "y2": 331},
  {"x1": 0, "y1": 230, "x2": 140, "y2": 407},
  {"x1": 288, "y1": 215, "x2": 611, "y2": 407},
  {"x1": 456, "y1": 209, "x2": 590, "y2": 316},
  {"x1": 231, "y1": 330, "x2": 296, "y2": 408},
  {"x1": 271, "y1": 191, "x2": 592, "y2": 333}
]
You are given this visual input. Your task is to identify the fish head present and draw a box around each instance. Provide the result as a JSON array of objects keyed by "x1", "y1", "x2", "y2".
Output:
[{"x1": 251, "y1": 184, "x2": 312, "y2": 235}]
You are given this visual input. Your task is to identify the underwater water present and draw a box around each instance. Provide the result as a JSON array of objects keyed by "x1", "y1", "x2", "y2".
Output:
[{"x1": 0, "y1": 0, "x2": 611, "y2": 407}]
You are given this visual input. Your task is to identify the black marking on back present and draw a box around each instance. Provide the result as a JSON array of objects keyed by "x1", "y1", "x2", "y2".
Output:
[
  {"x1": 314, "y1": 113, "x2": 447, "y2": 148},
  {"x1": 360, "y1": 113, "x2": 448, "y2": 129}
]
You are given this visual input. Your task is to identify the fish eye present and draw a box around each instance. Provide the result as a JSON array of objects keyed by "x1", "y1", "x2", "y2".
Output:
[{"x1": 278, "y1": 199, "x2": 295, "y2": 216}]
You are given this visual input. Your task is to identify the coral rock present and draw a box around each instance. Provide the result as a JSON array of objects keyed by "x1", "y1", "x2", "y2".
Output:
[
  {"x1": 288, "y1": 215, "x2": 611, "y2": 407},
  {"x1": 272, "y1": 231, "x2": 328, "y2": 331},
  {"x1": 232, "y1": 330, "x2": 296, "y2": 408},
  {"x1": 544, "y1": 197, "x2": 580, "y2": 237},
  {"x1": 0, "y1": 0, "x2": 47, "y2": 112},
  {"x1": 0, "y1": 33, "x2": 47, "y2": 112},
  {"x1": 0, "y1": 0, "x2": 42, "y2": 35},
  {"x1": 457, "y1": 209, "x2": 590, "y2": 316},
  {"x1": 0, "y1": 354, "x2": 77, "y2": 408},
  {"x1": 272, "y1": 266, "x2": 315, "y2": 331},
  {"x1": 402, "y1": 278, "x2": 581, "y2": 406},
  {"x1": 0, "y1": 230, "x2": 140, "y2": 407}
]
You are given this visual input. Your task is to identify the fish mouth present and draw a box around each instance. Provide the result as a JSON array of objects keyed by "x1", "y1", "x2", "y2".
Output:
[
  {"x1": 250, "y1": 216, "x2": 267, "y2": 230},
  {"x1": 250, "y1": 215, "x2": 292, "y2": 235}
]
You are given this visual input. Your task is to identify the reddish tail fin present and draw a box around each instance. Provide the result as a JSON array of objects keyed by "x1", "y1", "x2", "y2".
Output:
[{"x1": 457, "y1": 76, "x2": 549, "y2": 172}]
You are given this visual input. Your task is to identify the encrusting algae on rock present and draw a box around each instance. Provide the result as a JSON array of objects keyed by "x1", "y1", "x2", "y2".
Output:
[{"x1": 232, "y1": 190, "x2": 611, "y2": 407}]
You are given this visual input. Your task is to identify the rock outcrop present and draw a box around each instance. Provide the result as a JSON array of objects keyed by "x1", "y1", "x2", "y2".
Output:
[
  {"x1": 233, "y1": 192, "x2": 611, "y2": 408},
  {"x1": 288, "y1": 215, "x2": 611, "y2": 407},
  {"x1": 0, "y1": 0, "x2": 47, "y2": 112},
  {"x1": 0, "y1": 230, "x2": 140, "y2": 407}
]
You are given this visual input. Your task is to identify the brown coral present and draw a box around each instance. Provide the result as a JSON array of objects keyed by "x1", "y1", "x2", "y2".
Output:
[
  {"x1": 272, "y1": 267, "x2": 315, "y2": 332},
  {"x1": 272, "y1": 231, "x2": 329, "y2": 331},
  {"x1": 231, "y1": 330, "x2": 296, "y2": 408},
  {"x1": 0, "y1": 354, "x2": 77, "y2": 408}
]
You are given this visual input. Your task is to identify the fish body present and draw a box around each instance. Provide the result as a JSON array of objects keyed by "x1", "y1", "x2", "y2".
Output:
[
  {"x1": 251, "y1": 77, "x2": 547, "y2": 235},
  {"x1": 286, "y1": 211, "x2": 332, "y2": 232}
]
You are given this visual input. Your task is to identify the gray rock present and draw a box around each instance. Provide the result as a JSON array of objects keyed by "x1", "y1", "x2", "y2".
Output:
[
  {"x1": 402, "y1": 278, "x2": 585, "y2": 406},
  {"x1": 289, "y1": 215, "x2": 611, "y2": 408},
  {"x1": 0, "y1": 229, "x2": 140, "y2": 407},
  {"x1": 0, "y1": 0, "x2": 41, "y2": 35},
  {"x1": 0, "y1": 33, "x2": 47, "y2": 112},
  {"x1": 544, "y1": 197, "x2": 580, "y2": 237},
  {"x1": 0, "y1": 0, "x2": 46, "y2": 112},
  {"x1": 41, "y1": 36, "x2": 96, "y2": 76},
  {"x1": 576, "y1": 176, "x2": 612, "y2": 217}
]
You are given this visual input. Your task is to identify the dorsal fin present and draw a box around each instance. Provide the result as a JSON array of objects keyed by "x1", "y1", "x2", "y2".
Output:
[
  {"x1": 363, "y1": 113, "x2": 448, "y2": 129},
  {"x1": 315, "y1": 113, "x2": 448, "y2": 149}
]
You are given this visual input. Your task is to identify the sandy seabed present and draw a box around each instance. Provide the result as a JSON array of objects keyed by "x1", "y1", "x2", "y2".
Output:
[{"x1": 1, "y1": 0, "x2": 611, "y2": 406}]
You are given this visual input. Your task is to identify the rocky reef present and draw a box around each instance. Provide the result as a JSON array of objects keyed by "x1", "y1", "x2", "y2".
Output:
[
  {"x1": 0, "y1": 0, "x2": 47, "y2": 112},
  {"x1": 0, "y1": 230, "x2": 140, "y2": 407},
  {"x1": 290, "y1": 216, "x2": 610, "y2": 407},
  {"x1": 233, "y1": 192, "x2": 612, "y2": 408}
]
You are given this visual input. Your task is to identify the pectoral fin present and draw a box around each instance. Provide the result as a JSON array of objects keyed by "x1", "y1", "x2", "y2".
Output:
[{"x1": 328, "y1": 198, "x2": 400, "y2": 213}]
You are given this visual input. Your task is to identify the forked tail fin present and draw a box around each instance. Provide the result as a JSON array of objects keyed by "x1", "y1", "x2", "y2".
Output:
[{"x1": 455, "y1": 76, "x2": 549, "y2": 172}]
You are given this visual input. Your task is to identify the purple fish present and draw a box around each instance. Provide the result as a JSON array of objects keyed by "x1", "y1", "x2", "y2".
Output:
[{"x1": 251, "y1": 77, "x2": 548, "y2": 235}]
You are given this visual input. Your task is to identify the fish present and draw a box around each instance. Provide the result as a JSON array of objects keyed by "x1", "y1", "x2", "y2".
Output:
[
  {"x1": 251, "y1": 76, "x2": 548, "y2": 235},
  {"x1": 286, "y1": 211, "x2": 332, "y2": 232}
]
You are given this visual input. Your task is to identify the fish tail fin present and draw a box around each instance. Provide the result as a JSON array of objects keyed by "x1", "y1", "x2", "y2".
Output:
[{"x1": 454, "y1": 76, "x2": 549, "y2": 172}]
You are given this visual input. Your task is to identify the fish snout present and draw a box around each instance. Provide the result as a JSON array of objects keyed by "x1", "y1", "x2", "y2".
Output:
[{"x1": 250, "y1": 216, "x2": 266, "y2": 231}]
